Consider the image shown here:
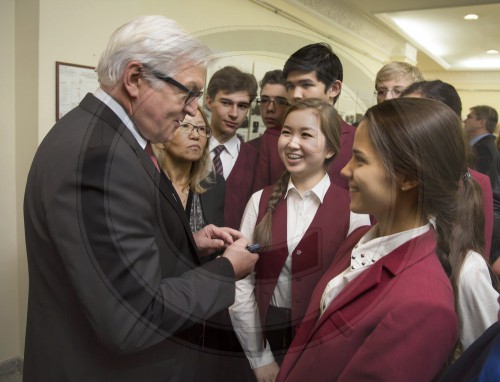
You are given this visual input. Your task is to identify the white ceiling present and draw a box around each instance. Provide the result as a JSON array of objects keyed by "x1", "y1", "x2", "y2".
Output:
[{"x1": 346, "y1": 0, "x2": 500, "y2": 71}]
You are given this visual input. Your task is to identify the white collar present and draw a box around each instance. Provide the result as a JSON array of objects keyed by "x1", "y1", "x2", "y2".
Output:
[
  {"x1": 94, "y1": 88, "x2": 147, "y2": 149},
  {"x1": 284, "y1": 173, "x2": 330, "y2": 203}
]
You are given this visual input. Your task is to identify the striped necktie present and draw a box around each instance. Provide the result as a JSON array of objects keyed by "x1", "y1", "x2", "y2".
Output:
[{"x1": 212, "y1": 145, "x2": 225, "y2": 177}]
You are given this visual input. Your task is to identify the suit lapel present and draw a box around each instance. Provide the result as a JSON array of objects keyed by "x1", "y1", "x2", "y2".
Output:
[{"x1": 79, "y1": 94, "x2": 200, "y2": 262}]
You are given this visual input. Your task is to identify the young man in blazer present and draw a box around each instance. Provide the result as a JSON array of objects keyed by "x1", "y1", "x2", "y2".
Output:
[
  {"x1": 206, "y1": 66, "x2": 259, "y2": 229},
  {"x1": 253, "y1": 43, "x2": 355, "y2": 192},
  {"x1": 23, "y1": 16, "x2": 258, "y2": 382}
]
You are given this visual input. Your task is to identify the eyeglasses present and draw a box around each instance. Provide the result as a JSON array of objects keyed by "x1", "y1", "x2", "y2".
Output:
[
  {"x1": 374, "y1": 88, "x2": 406, "y2": 97},
  {"x1": 150, "y1": 69, "x2": 204, "y2": 105},
  {"x1": 177, "y1": 122, "x2": 212, "y2": 138},
  {"x1": 257, "y1": 97, "x2": 289, "y2": 108}
]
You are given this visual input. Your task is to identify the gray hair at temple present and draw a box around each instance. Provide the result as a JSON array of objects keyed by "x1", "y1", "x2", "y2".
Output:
[{"x1": 97, "y1": 15, "x2": 211, "y2": 88}]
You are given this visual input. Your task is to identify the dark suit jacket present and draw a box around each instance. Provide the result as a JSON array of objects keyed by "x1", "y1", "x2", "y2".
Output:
[
  {"x1": 252, "y1": 119, "x2": 355, "y2": 192},
  {"x1": 224, "y1": 142, "x2": 258, "y2": 229},
  {"x1": 199, "y1": 174, "x2": 225, "y2": 227},
  {"x1": 473, "y1": 134, "x2": 498, "y2": 188},
  {"x1": 440, "y1": 322, "x2": 500, "y2": 382},
  {"x1": 277, "y1": 228, "x2": 457, "y2": 382},
  {"x1": 23, "y1": 94, "x2": 236, "y2": 381}
]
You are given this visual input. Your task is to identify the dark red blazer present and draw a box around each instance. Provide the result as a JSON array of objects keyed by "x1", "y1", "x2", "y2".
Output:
[
  {"x1": 224, "y1": 142, "x2": 258, "y2": 229},
  {"x1": 252, "y1": 120, "x2": 355, "y2": 192},
  {"x1": 470, "y1": 168, "x2": 493, "y2": 259},
  {"x1": 276, "y1": 228, "x2": 458, "y2": 382},
  {"x1": 246, "y1": 134, "x2": 263, "y2": 151},
  {"x1": 254, "y1": 183, "x2": 352, "y2": 329}
]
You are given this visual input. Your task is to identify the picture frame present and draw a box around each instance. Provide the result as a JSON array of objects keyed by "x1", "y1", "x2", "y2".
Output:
[{"x1": 56, "y1": 61, "x2": 98, "y2": 120}]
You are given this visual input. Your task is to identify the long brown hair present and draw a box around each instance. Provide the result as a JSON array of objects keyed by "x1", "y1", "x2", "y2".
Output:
[
  {"x1": 364, "y1": 98, "x2": 485, "y2": 308},
  {"x1": 253, "y1": 98, "x2": 341, "y2": 247}
]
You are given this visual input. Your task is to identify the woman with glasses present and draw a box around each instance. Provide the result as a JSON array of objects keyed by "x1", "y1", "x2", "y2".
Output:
[
  {"x1": 154, "y1": 106, "x2": 255, "y2": 381},
  {"x1": 154, "y1": 105, "x2": 224, "y2": 232}
]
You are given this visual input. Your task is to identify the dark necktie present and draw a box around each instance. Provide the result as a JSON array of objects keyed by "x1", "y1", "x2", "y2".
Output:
[
  {"x1": 145, "y1": 142, "x2": 160, "y2": 172},
  {"x1": 212, "y1": 145, "x2": 225, "y2": 177}
]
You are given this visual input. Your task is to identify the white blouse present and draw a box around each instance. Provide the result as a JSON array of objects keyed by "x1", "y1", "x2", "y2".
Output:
[
  {"x1": 458, "y1": 250, "x2": 499, "y2": 350},
  {"x1": 229, "y1": 174, "x2": 371, "y2": 369}
]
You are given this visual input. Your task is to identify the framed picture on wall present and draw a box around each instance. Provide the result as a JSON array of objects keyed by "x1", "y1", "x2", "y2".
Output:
[{"x1": 56, "y1": 61, "x2": 98, "y2": 120}]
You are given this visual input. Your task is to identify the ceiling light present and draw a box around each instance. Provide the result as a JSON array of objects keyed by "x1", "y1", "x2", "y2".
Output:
[
  {"x1": 487, "y1": 50, "x2": 499, "y2": 54},
  {"x1": 464, "y1": 14, "x2": 479, "y2": 20}
]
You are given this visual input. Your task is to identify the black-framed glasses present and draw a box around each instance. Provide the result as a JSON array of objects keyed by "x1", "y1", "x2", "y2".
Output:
[
  {"x1": 151, "y1": 69, "x2": 204, "y2": 105},
  {"x1": 178, "y1": 122, "x2": 212, "y2": 138},
  {"x1": 374, "y1": 87, "x2": 406, "y2": 97},
  {"x1": 257, "y1": 97, "x2": 289, "y2": 108}
]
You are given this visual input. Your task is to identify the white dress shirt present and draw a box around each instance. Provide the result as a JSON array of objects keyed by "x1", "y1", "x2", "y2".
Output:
[
  {"x1": 458, "y1": 250, "x2": 499, "y2": 349},
  {"x1": 230, "y1": 174, "x2": 371, "y2": 369},
  {"x1": 320, "y1": 224, "x2": 430, "y2": 315},
  {"x1": 209, "y1": 135, "x2": 240, "y2": 180},
  {"x1": 94, "y1": 88, "x2": 146, "y2": 148}
]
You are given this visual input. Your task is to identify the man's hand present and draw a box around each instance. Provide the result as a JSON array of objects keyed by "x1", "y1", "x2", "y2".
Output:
[
  {"x1": 253, "y1": 362, "x2": 280, "y2": 382},
  {"x1": 193, "y1": 224, "x2": 243, "y2": 257},
  {"x1": 222, "y1": 237, "x2": 259, "y2": 280}
]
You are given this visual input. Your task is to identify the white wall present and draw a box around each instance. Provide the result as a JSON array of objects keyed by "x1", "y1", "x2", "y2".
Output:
[
  {"x1": 0, "y1": 0, "x2": 21, "y2": 363},
  {"x1": 36, "y1": 0, "x2": 383, "y2": 139}
]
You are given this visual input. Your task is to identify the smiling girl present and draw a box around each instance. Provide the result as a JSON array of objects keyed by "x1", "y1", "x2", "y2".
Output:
[
  {"x1": 230, "y1": 98, "x2": 370, "y2": 382},
  {"x1": 276, "y1": 98, "x2": 468, "y2": 382}
]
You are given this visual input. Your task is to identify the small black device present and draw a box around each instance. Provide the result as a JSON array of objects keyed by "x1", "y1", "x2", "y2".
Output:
[{"x1": 246, "y1": 243, "x2": 261, "y2": 253}]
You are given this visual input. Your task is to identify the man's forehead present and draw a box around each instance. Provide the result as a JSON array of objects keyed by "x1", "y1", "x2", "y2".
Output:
[
  {"x1": 175, "y1": 63, "x2": 206, "y2": 86},
  {"x1": 286, "y1": 70, "x2": 319, "y2": 82},
  {"x1": 215, "y1": 91, "x2": 251, "y2": 102},
  {"x1": 376, "y1": 77, "x2": 412, "y2": 89}
]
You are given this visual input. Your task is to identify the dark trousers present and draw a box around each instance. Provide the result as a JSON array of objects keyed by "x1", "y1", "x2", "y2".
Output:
[{"x1": 264, "y1": 305, "x2": 293, "y2": 365}]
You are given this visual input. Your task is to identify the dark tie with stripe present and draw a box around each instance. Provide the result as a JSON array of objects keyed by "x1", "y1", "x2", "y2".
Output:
[
  {"x1": 212, "y1": 145, "x2": 225, "y2": 177},
  {"x1": 145, "y1": 142, "x2": 160, "y2": 172}
]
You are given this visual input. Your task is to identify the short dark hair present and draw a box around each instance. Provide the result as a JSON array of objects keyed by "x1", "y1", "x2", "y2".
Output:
[
  {"x1": 283, "y1": 43, "x2": 343, "y2": 103},
  {"x1": 206, "y1": 66, "x2": 258, "y2": 102},
  {"x1": 470, "y1": 105, "x2": 499, "y2": 134},
  {"x1": 401, "y1": 80, "x2": 462, "y2": 117},
  {"x1": 259, "y1": 69, "x2": 286, "y2": 89}
]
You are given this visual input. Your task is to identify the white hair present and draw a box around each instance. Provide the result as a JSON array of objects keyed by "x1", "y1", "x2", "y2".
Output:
[{"x1": 97, "y1": 15, "x2": 211, "y2": 87}]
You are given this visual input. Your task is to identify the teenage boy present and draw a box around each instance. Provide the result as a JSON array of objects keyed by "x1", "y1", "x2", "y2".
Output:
[
  {"x1": 253, "y1": 42, "x2": 354, "y2": 191},
  {"x1": 374, "y1": 61, "x2": 423, "y2": 103},
  {"x1": 206, "y1": 66, "x2": 258, "y2": 229},
  {"x1": 248, "y1": 69, "x2": 289, "y2": 152}
]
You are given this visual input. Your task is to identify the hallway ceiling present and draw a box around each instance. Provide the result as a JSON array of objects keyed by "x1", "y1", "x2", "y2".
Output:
[{"x1": 346, "y1": 0, "x2": 500, "y2": 71}]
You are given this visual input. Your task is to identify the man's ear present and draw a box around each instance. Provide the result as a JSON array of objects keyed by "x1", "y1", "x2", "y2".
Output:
[
  {"x1": 327, "y1": 80, "x2": 342, "y2": 101},
  {"x1": 205, "y1": 95, "x2": 213, "y2": 110},
  {"x1": 122, "y1": 61, "x2": 143, "y2": 99}
]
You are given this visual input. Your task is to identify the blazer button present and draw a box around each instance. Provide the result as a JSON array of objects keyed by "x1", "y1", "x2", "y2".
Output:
[{"x1": 296, "y1": 250, "x2": 302, "y2": 256}]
